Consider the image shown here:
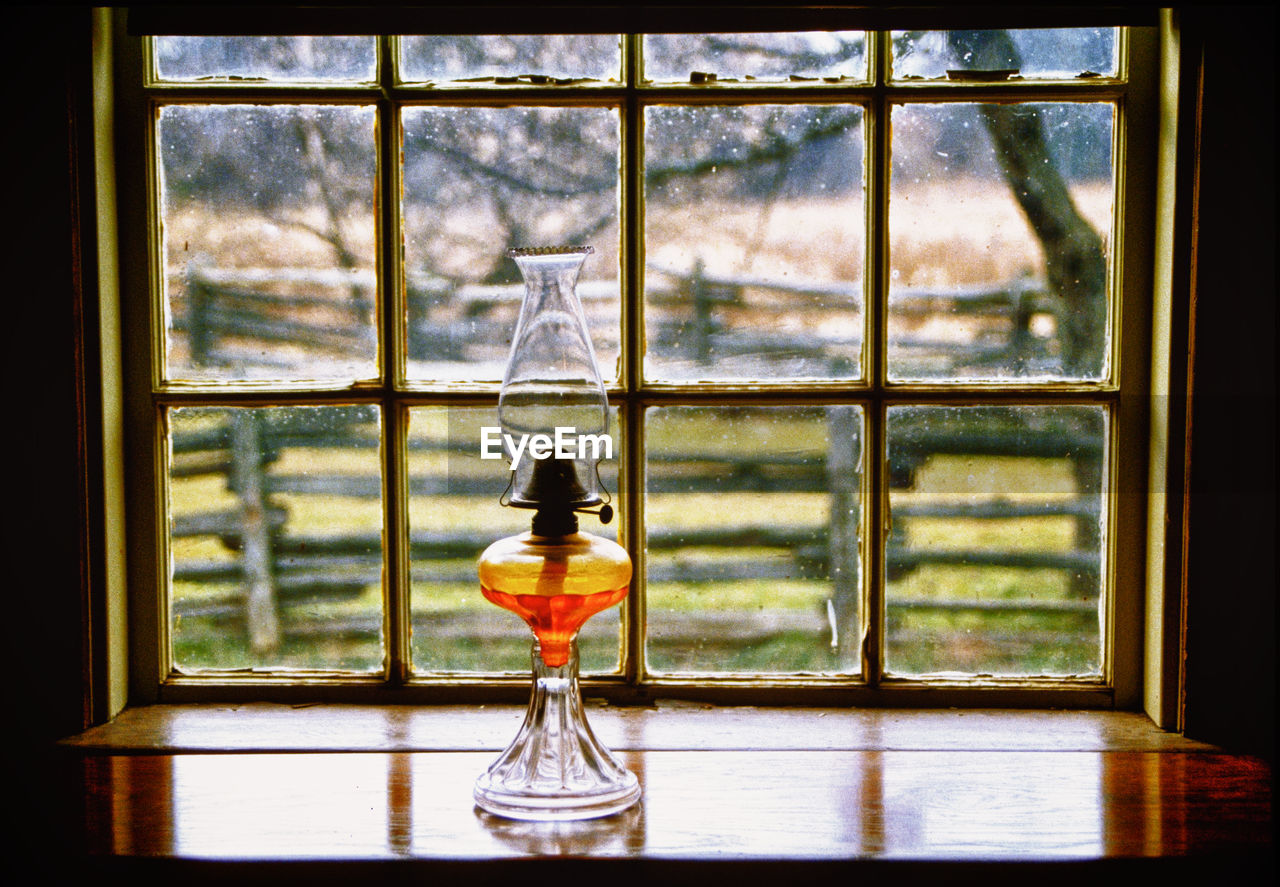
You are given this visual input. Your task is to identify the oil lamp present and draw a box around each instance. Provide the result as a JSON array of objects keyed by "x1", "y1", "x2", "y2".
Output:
[{"x1": 473, "y1": 246, "x2": 641, "y2": 821}]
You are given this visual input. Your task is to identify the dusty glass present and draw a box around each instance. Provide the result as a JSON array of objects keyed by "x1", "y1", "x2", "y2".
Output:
[
  {"x1": 407, "y1": 406, "x2": 622, "y2": 674},
  {"x1": 168, "y1": 405, "x2": 384, "y2": 672},
  {"x1": 158, "y1": 104, "x2": 378, "y2": 383},
  {"x1": 400, "y1": 35, "x2": 621, "y2": 83},
  {"x1": 888, "y1": 102, "x2": 1114, "y2": 381},
  {"x1": 645, "y1": 405, "x2": 863, "y2": 674},
  {"x1": 885, "y1": 405, "x2": 1106, "y2": 677},
  {"x1": 401, "y1": 106, "x2": 620, "y2": 382},
  {"x1": 154, "y1": 36, "x2": 377, "y2": 82},
  {"x1": 892, "y1": 28, "x2": 1118, "y2": 81},
  {"x1": 644, "y1": 104, "x2": 865, "y2": 381},
  {"x1": 644, "y1": 32, "x2": 867, "y2": 83}
]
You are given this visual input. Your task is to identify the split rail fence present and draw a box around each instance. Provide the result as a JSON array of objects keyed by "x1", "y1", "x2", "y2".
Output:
[{"x1": 169, "y1": 263, "x2": 1102, "y2": 665}]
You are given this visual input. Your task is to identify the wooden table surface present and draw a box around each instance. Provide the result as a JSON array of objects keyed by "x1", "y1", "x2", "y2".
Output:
[{"x1": 50, "y1": 705, "x2": 1273, "y2": 878}]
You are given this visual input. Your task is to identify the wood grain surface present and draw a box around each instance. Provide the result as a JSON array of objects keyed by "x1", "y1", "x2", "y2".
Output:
[
  {"x1": 58, "y1": 708, "x2": 1270, "y2": 866},
  {"x1": 62, "y1": 703, "x2": 1218, "y2": 752}
]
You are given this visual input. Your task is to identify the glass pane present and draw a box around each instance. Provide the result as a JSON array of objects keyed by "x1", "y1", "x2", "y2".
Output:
[
  {"x1": 159, "y1": 104, "x2": 378, "y2": 382},
  {"x1": 889, "y1": 102, "x2": 1113, "y2": 381},
  {"x1": 646, "y1": 405, "x2": 863, "y2": 674},
  {"x1": 399, "y1": 35, "x2": 621, "y2": 83},
  {"x1": 154, "y1": 37, "x2": 377, "y2": 83},
  {"x1": 885, "y1": 405, "x2": 1106, "y2": 676},
  {"x1": 168, "y1": 405, "x2": 384, "y2": 672},
  {"x1": 644, "y1": 32, "x2": 867, "y2": 82},
  {"x1": 891, "y1": 28, "x2": 1118, "y2": 81},
  {"x1": 645, "y1": 104, "x2": 864, "y2": 381},
  {"x1": 402, "y1": 106, "x2": 620, "y2": 382},
  {"x1": 408, "y1": 406, "x2": 622, "y2": 674}
]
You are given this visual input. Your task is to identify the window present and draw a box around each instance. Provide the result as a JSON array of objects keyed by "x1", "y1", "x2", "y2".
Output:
[{"x1": 115, "y1": 12, "x2": 1156, "y2": 705}]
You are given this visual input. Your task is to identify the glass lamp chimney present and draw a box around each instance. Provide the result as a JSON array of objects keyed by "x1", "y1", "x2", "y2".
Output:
[{"x1": 499, "y1": 246, "x2": 608, "y2": 519}]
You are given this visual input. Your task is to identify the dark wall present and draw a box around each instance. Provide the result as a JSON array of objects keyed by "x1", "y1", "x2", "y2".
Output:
[
  {"x1": 10, "y1": 4, "x2": 99, "y2": 861},
  {"x1": 1179, "y1": 5, "x2": 1277, "y2": 759},
  {"x1": 11, "y1": 5, "x2": 97, "y2": 747}
]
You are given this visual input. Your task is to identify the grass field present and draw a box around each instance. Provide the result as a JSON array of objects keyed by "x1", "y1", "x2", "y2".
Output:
[
  {"x1": 169, "y1": 405, "x2": 1103, "y2": 678},
  {"x1": 164, "y1": 175, "x2": 1111, "y2": 678},
  {"x1": 163, "y1": 178, "x2": 1111, "y2": 286}
]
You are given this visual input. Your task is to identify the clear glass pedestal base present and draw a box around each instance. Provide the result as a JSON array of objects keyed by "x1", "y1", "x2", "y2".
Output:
[{"x1": 474, "y1": 641, "x2": 641, "y2": 821}]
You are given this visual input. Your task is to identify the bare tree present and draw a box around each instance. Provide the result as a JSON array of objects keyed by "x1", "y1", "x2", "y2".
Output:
[{"x1": 946, "y1": 30, "x2": 1109, "y2": 376}]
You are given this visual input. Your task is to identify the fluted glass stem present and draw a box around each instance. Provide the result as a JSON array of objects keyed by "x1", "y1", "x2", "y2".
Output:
[{"x1": 474, "y1": 640, "x2": 641, "y2": 821}]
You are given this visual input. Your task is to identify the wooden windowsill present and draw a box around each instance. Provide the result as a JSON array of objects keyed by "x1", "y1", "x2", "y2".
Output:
[
  {"x1": 63, "y1": 702, "x2": 1210, "y2": 753},
  {"x1": 55, "y1": 706, "x2": 1272, "y2": 872}
]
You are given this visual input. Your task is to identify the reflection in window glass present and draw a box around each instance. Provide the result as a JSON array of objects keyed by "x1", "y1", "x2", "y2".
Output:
[
  {"x1": 158, "y1": 104, "x2": 378, "y2": 382},
  {"x1": 402, "y1": 106, "x2": 620, "y2": 381},
  {"x1": 168, "y1": 406, "x2": 384, "y2": 672},
  {"x1": 645, "y1": 104, "x2": 864, "y2": 381},
  {"x1": 885, "y1": 405, "x2": 1105, "y2": 677},
  {"x1": 154, "y1": 36, "x2": 377, "y2": 82},
  {"x1": 644, "y1": 32, "x2": 867, "y2": 82},
  {"x1": 892, "y1": 28, "x2": 1118, "y2": 80},
  {"x1": 407, "y1": 406, "x2": 622, "y2": 674},
  {"x1": 400, "y1": 35, "x2": 621, "y2": 83},
  {"x1": 646, "y1": 405, "x2": 862, "y2": 674},
  {"x1": 889, "y1": 102, "x2": 1113, "y2": 381}
]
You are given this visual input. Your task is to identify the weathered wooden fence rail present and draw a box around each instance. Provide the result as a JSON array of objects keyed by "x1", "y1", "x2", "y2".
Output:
[
  {"x1": 177, "y1": 261, "x2": 1057, "y2": 376},
  {"x1": 170, "y1": 407, "x2": 1102, "y2": 659},
  {"x1": 168, "y1": 264, "x2": 1095, "y2": 660}
]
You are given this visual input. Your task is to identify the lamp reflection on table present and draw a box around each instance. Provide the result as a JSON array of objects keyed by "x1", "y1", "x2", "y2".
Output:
[{"x1": 74, "y1": 735, "x2": 1270, "y2": 860}]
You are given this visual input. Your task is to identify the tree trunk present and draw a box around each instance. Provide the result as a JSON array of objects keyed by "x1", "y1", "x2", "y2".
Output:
[{"x1": 947, "y1": 30, "x2": 1108, "y2": 376}]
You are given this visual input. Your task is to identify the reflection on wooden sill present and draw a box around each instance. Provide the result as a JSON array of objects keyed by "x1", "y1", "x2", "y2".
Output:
[
  {"x1": 60, "y1": 707, "x2": 1271, "y2": 862},
  {"x1": 80, "y1": 749, "x2": 1269, "y2": 860}
]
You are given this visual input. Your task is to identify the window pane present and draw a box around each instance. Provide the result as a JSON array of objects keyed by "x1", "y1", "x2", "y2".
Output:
[
  {"x1": 889, "y1": 102, "x2": 1113, "y2": 381},
  {"x1": 154, "y1": 37, "x2": 377, "y2": 83},
  {"x1": 407, "y1": 406, "x2": 622, "y2": 674},
  {"x1": 645, "y1": 104, "x2": 865, "y2": 381},
  {"x1": 402, "y1": 106, "x2": 620, "y2": 382},
  {"x1": 399, "y1": 35, "x2": 621, "y2": 83},
  {"x1": 644, "y1": 32, "x2": 867, "y2": 82},
  {"x1": 885, "y1": 405, "x2": 1106, "y2": 676},
  {"x1": 891, "y1": 28, "x2": 1118, "y2": 80},
  {"x1": 645, "y1": 405, "x2": 863, "y2": 674},
  {"x1": 158, "y1": 104, "x2": 378, "y2": 383},
  {"x1": 168, "y1": 405, "x2": 384, "y2": 672}
]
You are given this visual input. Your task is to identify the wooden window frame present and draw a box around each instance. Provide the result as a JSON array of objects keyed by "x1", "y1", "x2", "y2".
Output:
[{"x1": 102, "y1": 7, "x2": 1164, "y2": 712}]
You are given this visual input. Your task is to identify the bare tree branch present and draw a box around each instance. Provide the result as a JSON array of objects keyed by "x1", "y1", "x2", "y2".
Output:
[
  {"x1": 645, "y1": 108, "x2": 860, "y2": 188},
  {"x1": 421, "y1": 140, "x2": 615, "y2": 200}
]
